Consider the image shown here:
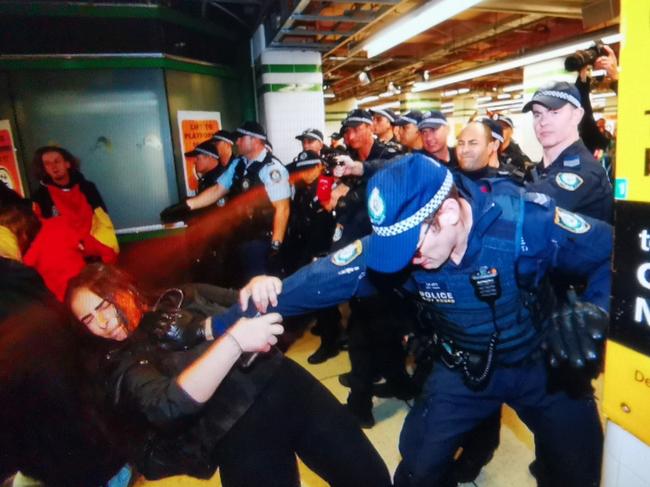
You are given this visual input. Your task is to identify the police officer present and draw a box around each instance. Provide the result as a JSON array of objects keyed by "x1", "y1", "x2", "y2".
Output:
[
  {"x1": 231, "y1": 153, "x2": 611, "y2": 487},
  {"x1": 210, "y1": 129, "x2": 237, "y2": 169},
  {"x1": 370, "y1": 108, "x2": 403, "y2": 152},
  {"x1": 492, "y1": 114, "x2": 532, "y2": 170},
  {"x1": 417, "y1": 111, "x2": 458, "y2": 168},
  {"x1": 284, "y1": 149, "x2": 342, "y2": 364},
  {"x1": 329, "y1": 110, "x2": 413, "y2": 427},
  {"x1": 183, "y1": 121, "x2": 291, "y2": 283},
  {"x1": 394, "y1": 110, "x2": 423, "y2": 152},
  {"x1": 295, "y1": 128, "x2": 325, "y2": 154},
  {"x1": 523, "y1": 81, "x2": 613, "y2": 223}
]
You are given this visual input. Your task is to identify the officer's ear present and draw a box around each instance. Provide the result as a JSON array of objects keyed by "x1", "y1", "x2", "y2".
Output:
[
  {"x1": 438, "y1": 198, "x2": 460, "y2": 227},
  {"x1": 571, "y1": 106, "x2": 585, "y2": 125}
]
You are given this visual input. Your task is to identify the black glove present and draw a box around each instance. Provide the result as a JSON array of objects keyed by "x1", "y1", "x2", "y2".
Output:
[
  {"x1": 542, "y1": 291, "x2": 608, "y2": 368},
  {"x1": 140, "y1": 309, "x2": 206, "y2": 351},
  {"x1": 160, "y1": 201, "x2": 190, "y2": 223}
]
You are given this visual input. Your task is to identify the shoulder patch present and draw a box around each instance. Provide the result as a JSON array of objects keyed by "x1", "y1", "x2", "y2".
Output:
[
  {"x1": 331, "y1": 240, "x2": 363, "y2": 266},
  {"x1": 269, "y1": 169, "x2": 281, "y2": 183},
  {"x1": 554, "y1": 207, "x2": 591, "y2": 234},
  {"x1": 563, "y1": 156, "x2": 581, "y2": 168},
  {"x1": 523, "y1": 192, "x2": 551, "y2": 207},
  {"x1": 368, "y1": 187, "x2": 386, "y2": 225},
  {"x1": 555, "y1": 172, "x2": 584, "y2": 191}
]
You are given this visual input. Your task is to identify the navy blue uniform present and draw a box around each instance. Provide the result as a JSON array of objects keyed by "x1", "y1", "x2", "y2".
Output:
[
  {"x1": 415, "y1": 146, "x2": 459, "y2": 170},
  {"x1": 214, "y1": 175, "x2": 611, "y2": 486},
  {"x1": 527, "y1": 140, "x2": 613, "y2": 223}
]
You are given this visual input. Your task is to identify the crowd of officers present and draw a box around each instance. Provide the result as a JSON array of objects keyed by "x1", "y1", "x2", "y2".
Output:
[{"x1": 161, "y1": 71, "x2": 613, "y2": 485}]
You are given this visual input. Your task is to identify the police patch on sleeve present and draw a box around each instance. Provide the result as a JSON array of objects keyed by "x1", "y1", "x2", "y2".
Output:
[
  {"x1": 270, "y1": 169, "x2": 281, "y2": 182},
  {"x1": 554, "y1": 207, "x2": 590, "y2": 234},
  {"x1": 331, "y1": 239, "x2": 363, "y2": 266},
  {"x1": 555, "y1": 172, "x2": 584, "y2": 191},
  {"x1": 368, "y1": 187, "x2": 386, "y2": 225}
]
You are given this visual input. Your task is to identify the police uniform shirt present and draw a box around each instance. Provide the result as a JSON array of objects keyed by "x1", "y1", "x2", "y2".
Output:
[
  {"x1": 198, "y1": 164, "x2": 228, "y2": 193},
  {"x1": 212, "y1": 176, "x2": 612, "y2": 336},
  {"x1": 526, "y1": 139, "x2": 612, "y2": 223},
  {"x1": 416, "y1": 146, "x2": 459, "y2": 170},
  {"x1": 217, "y1": 150, "x2": 291, "y2": 203},
  {"x1": 499, "y1": 140, "x2": 529, "y2": 170},
  {"x1": 348, "y1": 139, "x2": 400, "y2": 163}
]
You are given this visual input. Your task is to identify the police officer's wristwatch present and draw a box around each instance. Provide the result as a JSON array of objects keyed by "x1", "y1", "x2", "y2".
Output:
[{"x1": 271, "y1": 240, "x2": 282, "y2": 251}]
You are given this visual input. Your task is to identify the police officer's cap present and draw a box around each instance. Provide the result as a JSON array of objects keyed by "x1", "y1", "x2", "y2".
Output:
[
  {"x1": 476, "y1": 117, "x2": 504, "y2": 144},
  {"x1": 211, "y1": 130, "x2": 235, "y2": 145},
  {"x1": 295, "y1": 128, "x2": 324, "y2": 143},
  {"x1": 235, "y1": 121, "x2": 267, "y2": 140},
  {"x1": 292, "y1": 150, "x2": 322, "y2": 169},
  {"x1": 370, "y1": 108, "x2": 398, "y2": 124},
  {"x1": 330, "y1": 131, "x2": 343, "y2": 141},
  {"x1": 418, "y1": 111, "x2": 448, "y2": 130},
  {"x1": 394, "y1": 110, "x2": 423, "y2": 127},
  {"x1": 184, "y1": 140, "x2": 219, "y2": 159},
  {"x1": 492, "y1": 114, "x2": 514, "y2": 129},
  {"x1": 366, "y1": 153, "x2": 454, "y2": 273},
  {"x1": 341, "y1": 109, "x2": 373, "y2": 129},
  {"x1": 522, "y1": 81, "x2": 582, "y2": 112}
]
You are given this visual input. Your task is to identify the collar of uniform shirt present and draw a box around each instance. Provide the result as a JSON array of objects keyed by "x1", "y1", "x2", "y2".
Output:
[{"x1": 245, "y1": 148, "x2": 268, "y2": 167}]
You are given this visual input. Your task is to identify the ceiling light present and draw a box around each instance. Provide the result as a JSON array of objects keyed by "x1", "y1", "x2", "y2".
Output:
[
  {"x1": 324, "y1": 93, "x2": 336, "y2": 99},
  {"x1": 497, "y1": 93, "x2": 512, "y2": 100},
  {"x1": 369, "y1": 101, "x2": 400, "y2": 111},
  {"x1": 590, "y1": 91, "x2": 617, "y2": 99},
  {"x1": 477, "y1": 96, "x2": 492, "y2": 102},
  {"x1": 363, "y1": 0, "x2": 485, "y2": 58},
  {"x1": 412, "y1": 32, "x2": 623, "y2": 93},
  {"x1": 441, "y1": 102, "x2": 454, "y2": 108},
  {"x1": 359, "y1": 95, "x2": 380, "y2": 104},
  {"x1": 503, "y1": 83, "x2": 524, "y2": 92},
  {"x1": 422, "y1": 70, "x2": 430, "y2": 82},
  {"x1": 457, "y1": 88, "x2": 470, "y2": 94},
  {"x1": 358, "y1": 71, "x2": 372, "y2": 85},
  {"x1": 443, "y1": 89, "x2": 458, "y2": 97}
]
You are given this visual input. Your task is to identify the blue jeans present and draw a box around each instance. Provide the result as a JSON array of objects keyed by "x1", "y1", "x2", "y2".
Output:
[{"x1": 394, "y1": 359, "x2": 602, "y2": 487}]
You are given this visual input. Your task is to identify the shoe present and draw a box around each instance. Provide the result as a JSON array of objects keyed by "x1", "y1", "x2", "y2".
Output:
[
  {"x1": 307, "y1": 345, "x2": 339, "y2": 364},
  {"x1": 528, "y1": 459, "x2": 552, "y2": 486},
  {"x1": 346, "y1": 402, "x2": 375, "y2": 429}
]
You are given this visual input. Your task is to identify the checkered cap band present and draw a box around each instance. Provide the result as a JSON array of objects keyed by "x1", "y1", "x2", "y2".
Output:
[
  {"x1": 296, "y1": 158, "x2": 322, "y2": 167},
  {"x1": 491, "y1": 131, "x2": 504, "y2": 143},
  {"x1": 372, "y1": 109, "x2": 395, "y2": 122},
  {"x1": 400, "y1": 116, "x2": 419, "y2": 125},
  {"x1": 535, "y1": 90, "x2": 581, "y2": 108},
  {"x1": 418, "y1": 118, "x2": 448, "y2": 129},
  {"x1": 345, "y1": 116, "x2": 372, "y2": 125},
  {"x1": 372, "y1": 170, "x2": 453, "y2": 237},
  {"x1": 195, "y1": 148, "x2": 218, "y2": 158},
  {"x1": 213, "y1": 135, "x2": 233, "y2": 145},
  {"x1": 300, "y1": 130, "x2": 323, "y2": 142},
  {"x1": 236, "y1": 128, "x2": 266, "y2": 140}
]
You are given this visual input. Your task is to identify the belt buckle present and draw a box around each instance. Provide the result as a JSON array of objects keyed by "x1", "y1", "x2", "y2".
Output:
[{"x1": 438, "y1": 338, "x2": 465, "y2": 369}]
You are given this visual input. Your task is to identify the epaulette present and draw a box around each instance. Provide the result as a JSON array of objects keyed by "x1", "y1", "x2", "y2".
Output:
[
  {"x1": 523, "y1": 191, "x2": 551, "y2": 207},
  {"x1": 563, "y1": 155, "x2": 581, "y2": 168}
]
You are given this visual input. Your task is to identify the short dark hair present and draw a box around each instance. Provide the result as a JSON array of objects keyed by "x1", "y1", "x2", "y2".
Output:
[{"x1": 32, "y1": 146, "x2": 80, "y2": 182}]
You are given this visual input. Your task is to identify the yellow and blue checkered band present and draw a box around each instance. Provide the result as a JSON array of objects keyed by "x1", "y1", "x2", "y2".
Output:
[{"x1": 372, "y1": 170, "x2": 453, "y2": 237}]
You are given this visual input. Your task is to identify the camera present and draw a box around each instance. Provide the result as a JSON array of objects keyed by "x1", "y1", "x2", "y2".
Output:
[
  {"x1": 564, "y1": 40, "x2": 607, "y2": 72},
  {"x1": 320, "y1": 147, "x2": 348, "y2": 176}
]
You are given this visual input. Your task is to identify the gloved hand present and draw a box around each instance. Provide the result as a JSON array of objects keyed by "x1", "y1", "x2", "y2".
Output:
[
  {"x1": 542, "y1": 290, "x2": 608, "y2": 368},
  {"x1": 140, "y1": 309, "x2": 206, "y2": 351},
  {"x1": 160, "y1": 201, "x2": 190, "y2": 223}
]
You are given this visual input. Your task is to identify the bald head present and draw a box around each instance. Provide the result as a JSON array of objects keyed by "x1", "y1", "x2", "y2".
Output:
[{"x1": 456, "y1": 122, "x2": 498, "y2": 173}]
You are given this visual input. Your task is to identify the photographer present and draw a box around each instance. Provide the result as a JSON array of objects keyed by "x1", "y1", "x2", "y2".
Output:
[{"x1": 566, "y1": 42, "x2": 619, "y2": 154}]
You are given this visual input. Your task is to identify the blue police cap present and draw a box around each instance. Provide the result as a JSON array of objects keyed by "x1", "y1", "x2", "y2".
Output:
[
  {"x1": 418, "y1": 110, "x2": 448, "y2": 130},
  {"x1": 341, "y1": 109, "x2": 373, "y2": 129},
  {"x1": 394, "y1": 110, "x2": 423, "y2": 127},
  {"x1": 296, "y1": 128, "x2": 324, "y2": 143},
  {"x1": 211, "y1": 130, "x2": 235, "y2": 145},
  {"x1": 476, "y1": 117, "x2": 504, "y2": 144},
  {"x1": 184, "y1": 140, "x2": 219, "y2": 159},
  {"x1": 235, "y1": 121, "x2": 267, "y2": 140},
  {"x1": 522, "y1": 81, "x2": 582, "y2": 112},
  {"x1": 370, "y1": 108, "x2": 398, "y2": 124},
  {"x1": 366, "y1": 153, "x2": 454, "y2": 273},
  {"x1": 292, "y1": 150, "x2": 322, "y2": 169}
]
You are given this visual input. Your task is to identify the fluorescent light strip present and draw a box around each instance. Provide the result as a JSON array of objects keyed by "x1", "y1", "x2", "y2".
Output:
[
  {"x1": 324, "y1": 93, "x2": 335, "y2": 98},
  {"x1": 503, "y1": 83, "x2": 524, "y2": 92},
  {"x1": 497, "y1": 93, "x2": 512, "y2": 100},
  {"x1": 476, "y1": 96, "x2": 492, "y2": 102},
  {"x1": 590, "y1": 91, "x2": 617, "y2": 99},
  {"x1": 369, "y1": 101, "x2": 400, "y2": 111},
  {"x1": 441, "y1": 102, "x2": 455, "y2": 108},
  {"x1": 359, "y1": 95, "x2": 380, "y2": 104},
  {"x1": 364, "y1": 0, "x2": 484, "y2": 58},
  {"x1": 412, "y1": 33, "x2": 623, "y2": 93}
]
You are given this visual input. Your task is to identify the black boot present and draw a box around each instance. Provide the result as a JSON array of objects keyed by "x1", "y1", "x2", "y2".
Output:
[{"x1": 307, "y1": 343, "x2": 340, "y2": 364}]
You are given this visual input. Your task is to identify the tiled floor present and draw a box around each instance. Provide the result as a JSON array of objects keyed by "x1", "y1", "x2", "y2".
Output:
[{"x1": 136, "y1": 324, "x2": 565, "y2": 487}]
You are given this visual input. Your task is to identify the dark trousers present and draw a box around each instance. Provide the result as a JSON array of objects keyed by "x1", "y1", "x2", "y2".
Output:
[
  {"x1": 394, "y1": 359, "x2": 602, "y2": 487},
  {"x1": 347, "y1": 297, "x2": 410, "y2": 410},
  {"x1": 215, "y1": 358, "x2": 391, "y2": 487}
]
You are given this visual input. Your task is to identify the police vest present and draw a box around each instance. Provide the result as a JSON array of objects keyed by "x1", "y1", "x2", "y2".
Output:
[
  {"x1": 411, "y1": 194, "x2": 553, "y2": 365},
  {"x1": 229, "y1": 154, "x2": 279, "y2": 233}
]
